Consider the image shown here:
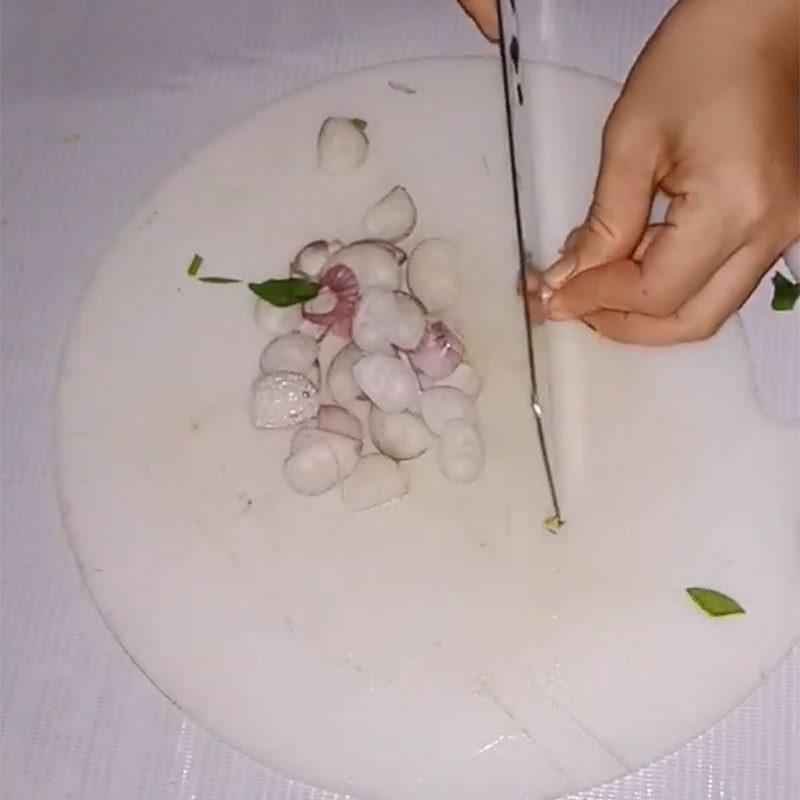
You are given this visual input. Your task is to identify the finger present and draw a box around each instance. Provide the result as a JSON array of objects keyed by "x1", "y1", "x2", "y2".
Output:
[
  {"x1": 581, "y1": 240, "x2": 777, "y2": 345},
  {"x1": 457, "y1": 0, "x2": 498, "y2": 40},
  {"x1": 546, "y1": 115, "x2": 659, "y2": 287},
  {"x1": 546, "y1": 223, "x2": 664, "y2": 319},
  {"x1": 549, "y1": 200, "x2": 745, "y2": 319}
]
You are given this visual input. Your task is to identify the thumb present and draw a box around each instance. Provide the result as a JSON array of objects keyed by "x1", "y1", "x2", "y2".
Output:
[{"x1": 546, "y1": 117, "x2": 658, "y2": 288}]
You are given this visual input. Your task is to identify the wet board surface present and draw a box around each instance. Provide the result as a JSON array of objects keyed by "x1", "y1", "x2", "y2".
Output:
[{"x1": 56, "y1": 58, "x2": 799, "y2": 800}]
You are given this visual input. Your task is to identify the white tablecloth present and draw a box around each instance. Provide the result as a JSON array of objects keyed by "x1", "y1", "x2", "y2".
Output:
[{"x1": 2, "y1": 2, "x2": 798, "y2": 798}]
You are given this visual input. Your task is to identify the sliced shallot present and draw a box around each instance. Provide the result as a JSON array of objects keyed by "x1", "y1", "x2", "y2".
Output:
[
  {"x1": 302, "y1": 264, "x2": 359, "y2": 332},
  {"x1": 408, "y1": 321, "x2": 463, "y2": 379}
]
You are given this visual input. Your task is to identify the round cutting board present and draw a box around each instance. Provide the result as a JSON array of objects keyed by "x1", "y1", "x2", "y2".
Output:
[{"x1": 56, "y1": 58, "x2": 799, "y2": 800}]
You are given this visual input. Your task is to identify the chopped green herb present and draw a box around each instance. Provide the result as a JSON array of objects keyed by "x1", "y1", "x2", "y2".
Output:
[
  {"x1": 198, "y1": 276, "x2": 241, "y2": 284},
  {"x1": 187, "y1": 254, "x2": 204, "y2": 276},
  {"x1": 686, "y1": 587, "x2": 745, "y2": 617},
  {"x1": 249, "y1": 277, "x2": 320, "y2": 307},
  {"x1": 543, "y1": 515, "x2": 564, "y2": 534},
  {"x1": 349, "y1": 118, "x2": 368, "y2": 132},
  {"x1": 771, "y1": 272, "x2": 800, "y2": 311}
]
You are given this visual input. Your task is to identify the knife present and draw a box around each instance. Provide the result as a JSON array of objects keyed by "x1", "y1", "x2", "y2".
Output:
[{"x1": 495, "y1": 0, "x2": 563, "y2": 525}]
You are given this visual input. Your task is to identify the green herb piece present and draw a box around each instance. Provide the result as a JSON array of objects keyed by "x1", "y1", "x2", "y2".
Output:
[
  {"x1": 198, "y1": 276, "x2": 241, "y2": 284},
  {"x1": 349, "y1": 118, "x2": 368, "y2": 132},
  {"x1": 543, "y1": 515, "x2": 564, "y2": 534},
  {"x1": 771, "y1": 272, "x2": 800, "y2": 311},
  {"x1": 248, "y1": 278, "x2": 320, "y2": 307},
  {"x1": 187, "y1": 254, "x2": 204, "y2": 276},
  {"x1": 686, "y1": 587, "x2": 745, "y2": 617}
]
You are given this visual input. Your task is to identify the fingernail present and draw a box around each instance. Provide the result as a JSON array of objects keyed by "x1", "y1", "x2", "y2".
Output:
[{"x1": 546, "y1": 254, "x2": 578, "y2": 289}]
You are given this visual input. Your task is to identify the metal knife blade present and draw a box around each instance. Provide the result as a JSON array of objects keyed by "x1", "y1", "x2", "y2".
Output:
[{"x1": 495, "y1": 0, "x2": 563, "y2": 525}]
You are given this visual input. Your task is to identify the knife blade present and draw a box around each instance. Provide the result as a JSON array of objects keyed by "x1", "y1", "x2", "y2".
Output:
[{"x1": 495, "y1": 0, "x2": 563, "y2": 525}]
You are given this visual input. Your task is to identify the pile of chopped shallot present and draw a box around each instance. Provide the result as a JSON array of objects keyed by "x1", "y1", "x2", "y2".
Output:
[{"x1": 250, "y1": 118, "x2": 485, "y2": 511}]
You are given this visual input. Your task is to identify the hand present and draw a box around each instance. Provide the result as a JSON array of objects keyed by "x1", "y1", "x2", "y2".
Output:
[
  {"x1": 540, "y1": 0, "x2": 800, "y2": 344},
  {"x1": 457, "y1": 0, "x2": 498, "y2": 40}
]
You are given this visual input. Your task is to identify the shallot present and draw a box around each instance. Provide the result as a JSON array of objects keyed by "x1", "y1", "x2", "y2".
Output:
[
  {"x1": 419, "y1": 386, "x2": 477, "y2": 435},
  {"x1": 259, "y1": 332, "x2": 319, "y2": 375},
  {"x1": 255, "y1": 300, "x2": 303, "y2": 337},
  {"x1": 363, "y1": 186, "x2": 417, "y2": 242},
  {"x1": 317, "y1": 404, "x2": 363, "y2": 441},
  {"x1": 407, "y1": 239, "x2": 458, "y2": 313},
  {"x1": 352, "y1": 289, "x2": 425, "y2": 354},
  {"x1": 437, "y1": 420, "x2": 484, "y2": 483},
  {"x1": 408, "y1": 321, "x2": 463, "y2": 379},
  {"x1": 317, "y1": 117, "x2": 368, "y2": 175},
  {"x1": 369, "y1": 407, "x2": 431, "y2": 460},
  {"x1": 341, "y1": 454, "x2": 408, "y2": 511},
  {"x1": 251, "y1": 371, "x2": 320, "y2": 429},
  {"x1": 326, "y1": 342, "x2": 364, "y2": 406},
  {"x1": 353, "y1": 353, "x2": 419, "y2": 413},
  {"x1": 290, "y1": 239, "x2": 342, "y2": 279},
  {"x1": 302, "y1": 264, "x2": 359, "y2": 332},
  {"x1": 322, "y1": 241, "x2": 402, "y2": 291}
]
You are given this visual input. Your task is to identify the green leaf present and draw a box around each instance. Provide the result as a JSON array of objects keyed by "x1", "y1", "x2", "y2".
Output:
[
  {"x1": 198, "y1": 276, "x2": 241, "y2": 284},
  {"x1": 543, "y1": 515, "x2": 564, "y2": 534},
  {"x1": 187, "y1": 254, "x2": 204, "y2": 276},
  {"x1": 249, "y1": 278, "x2": 320, "y2": 307},
  {"x1": 349, "y1": 118, "x2": 368, "y2": 132},
  {"x1": 686, "y1": 587, "x2": 745, "y2": 617},
  {"x1": 770, "y1": 272, "x2": 800, "y2": 311}
]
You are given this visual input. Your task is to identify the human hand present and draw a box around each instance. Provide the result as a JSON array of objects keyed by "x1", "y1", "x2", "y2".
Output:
[
  {"x1": 457, "y1": 0, "x2": 498, "y2": 40},
  {"x1": 539, "y1": 0, "x2": 799, "y2": 344}
]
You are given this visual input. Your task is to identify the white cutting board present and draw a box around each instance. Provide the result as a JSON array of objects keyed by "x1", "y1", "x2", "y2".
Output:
[{"x1": 56, "y1": 58, "x2": 799, "y2": 800}]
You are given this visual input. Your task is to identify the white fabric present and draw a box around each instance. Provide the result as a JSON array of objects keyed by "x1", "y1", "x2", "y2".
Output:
[{"x1": 1, "y1": 1, "x2": 797, "y2": 799}]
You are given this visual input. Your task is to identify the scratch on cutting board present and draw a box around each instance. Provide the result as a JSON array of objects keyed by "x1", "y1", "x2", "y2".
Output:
[
  {"x1": 480, "y1": 154, "x2": 491, "y2": 176},
  {"x1": 473, "y1": 733, "x2": 528, "y2": 756},
  {"x1": 527, "y1": 676, "x2": 631, "y2": 770},
  {"x1": 475, "y1": 677, "x2": 571, "y2": 780}
]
